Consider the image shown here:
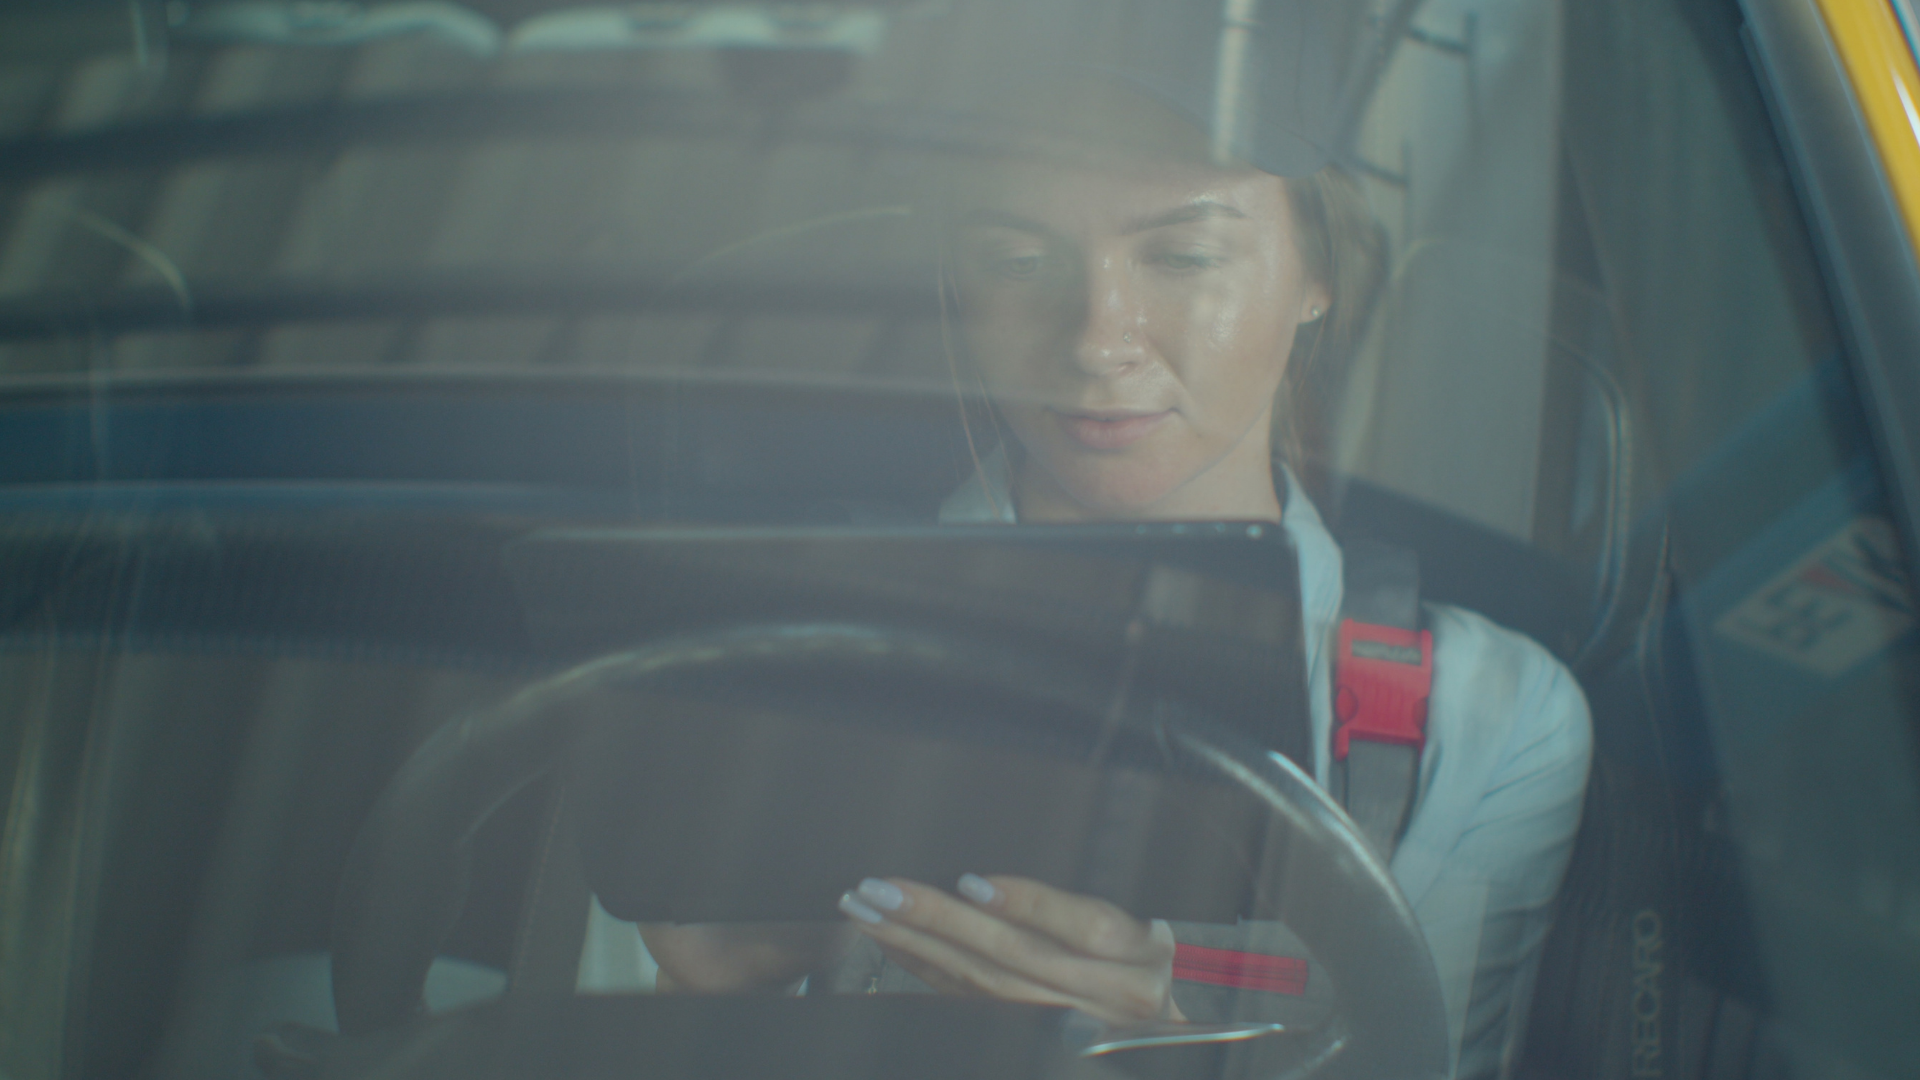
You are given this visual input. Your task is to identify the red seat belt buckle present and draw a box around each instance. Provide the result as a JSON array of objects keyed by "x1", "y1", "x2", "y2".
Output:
[
  {"x1": 1172, "y1": 943, "x2": 1309, "y2": 995},
  {"x1": 1333, "y1": 619, "x2": 1434, "y2": 760}
]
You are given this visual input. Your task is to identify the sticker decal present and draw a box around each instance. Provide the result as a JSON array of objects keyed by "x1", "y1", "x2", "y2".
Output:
[{"x1": 1715, "y1": 516, "x2": 1915, "y2": 676}]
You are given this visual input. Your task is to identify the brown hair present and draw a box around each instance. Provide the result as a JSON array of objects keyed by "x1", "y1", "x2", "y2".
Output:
[{"x1": 1275, "y1": 166, "x2": 1387, "y2": 496}]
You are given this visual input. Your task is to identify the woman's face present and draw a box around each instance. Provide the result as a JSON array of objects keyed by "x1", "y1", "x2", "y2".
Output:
[{"x1": 954, "y1": 155, "x2": 1328, "y2": 522}]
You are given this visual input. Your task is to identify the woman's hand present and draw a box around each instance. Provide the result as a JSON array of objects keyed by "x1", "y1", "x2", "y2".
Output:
[
  {"x1": 837, "y1": 874, "x2": 1184, "y2": 1024},
  {"x1": 639, "y1": 922, "x2": 852, "y2": 994}
]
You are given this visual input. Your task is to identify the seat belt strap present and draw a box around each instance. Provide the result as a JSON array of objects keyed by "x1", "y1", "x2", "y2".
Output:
[{"x1": 1329, "y1": 540, "x2": 1432, "y2": 860}]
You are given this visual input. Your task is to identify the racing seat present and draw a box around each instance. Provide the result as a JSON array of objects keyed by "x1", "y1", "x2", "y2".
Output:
[
  {"x1": 1316, "y1": 239, "x2": 1766, "y2": 1079},
  {"x1": 1506, "y1": 362, "x2": 1864, "y2": 1080}
]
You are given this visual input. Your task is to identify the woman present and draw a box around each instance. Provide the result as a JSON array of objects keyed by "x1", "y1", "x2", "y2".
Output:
[{"x1": 634, "y1": 9, "x2": 1592, "y2": 1076}]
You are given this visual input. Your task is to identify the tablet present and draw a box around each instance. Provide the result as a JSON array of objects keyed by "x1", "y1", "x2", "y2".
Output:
[{"x1": 505, "y1": 524, "x2": 1311, "y2": 923}]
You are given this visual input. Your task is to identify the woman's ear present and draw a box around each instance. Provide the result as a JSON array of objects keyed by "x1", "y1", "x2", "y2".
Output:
[{"x1": 1300, "y1": 279, "x2": 1332, "y2": 323}]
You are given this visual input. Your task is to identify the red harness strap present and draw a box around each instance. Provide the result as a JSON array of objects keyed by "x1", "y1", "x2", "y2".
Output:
[
  {"x1": 1170, "y1": 603, "x2": 1433, "y2": 1001},
  {"x1": 1332, "y1": 619, "x2": 1434, "y2": 760},
  {"x1": 1172, "y1": 943, "x2": 1309, "y2": 996}
]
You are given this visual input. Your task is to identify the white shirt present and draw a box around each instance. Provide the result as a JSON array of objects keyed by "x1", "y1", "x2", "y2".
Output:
[{"x1": 939, "y1": 449, "x2": 1594, "y2": 1079}]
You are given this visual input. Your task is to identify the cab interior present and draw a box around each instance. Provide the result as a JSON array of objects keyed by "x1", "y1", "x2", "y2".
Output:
[{"x1": 2, "y1": 1, "x2": 1918, "y2": 1079}]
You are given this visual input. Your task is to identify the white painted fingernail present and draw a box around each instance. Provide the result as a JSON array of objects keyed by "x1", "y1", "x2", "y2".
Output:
[
  {"x1": 857, "y1": 877, "x2": 905, "y2": 912},
  {"x1": 957, "y1": 873, "x2": 998, "y2": 905},
  {"x1": 840, "y1": 891, "x2": 885, "y2": 924}
]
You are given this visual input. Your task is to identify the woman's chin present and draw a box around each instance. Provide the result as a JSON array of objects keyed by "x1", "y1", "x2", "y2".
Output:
[{"x1": 1044, "y1": 464, "x2": 1192, "y2": 521}]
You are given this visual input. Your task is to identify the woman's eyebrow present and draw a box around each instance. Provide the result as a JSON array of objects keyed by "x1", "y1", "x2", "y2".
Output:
[
  {"x1": 957, "y1": 200, "x2": 1246, "y2": 236},
  {"x1": 1120, "y1": 200, "x2": 1247, "y2": 235},
  {"x1": 958, "y1": 209, "x2": 1053, "y2": 235}
]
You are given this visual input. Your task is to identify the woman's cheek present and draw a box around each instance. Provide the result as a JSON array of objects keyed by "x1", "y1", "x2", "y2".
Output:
[
  {"x1": 1162, "y1": 289, "x2": 1244, "y2": 377},
  {"x1": 963, "y1": 310, "x2": 1055, "y2": 393},
  {"x1": 1196, "y1": 291, "x2": 1244, "y2": 352},
  {"x1": 1190, "y1": 298, "x2": 1291, "y2": 426}
]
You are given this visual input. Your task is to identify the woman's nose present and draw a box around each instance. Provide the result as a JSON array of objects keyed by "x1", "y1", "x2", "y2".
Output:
[{"x1": 1072, "y1": 259, "x2": 1147, "y2": 376}]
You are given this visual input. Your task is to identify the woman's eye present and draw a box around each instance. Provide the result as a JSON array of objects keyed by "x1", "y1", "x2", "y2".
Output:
[
  {"x1": 1150, "y1": 251, "x2": 1224, "y2": 273},
  {"x1": 988, "y1": 254, "x2": 1047, "y2": 279}
]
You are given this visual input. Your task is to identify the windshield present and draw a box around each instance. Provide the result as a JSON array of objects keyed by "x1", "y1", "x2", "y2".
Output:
[{"x1": 4, "y1": 2, "x2": 1920, "y2": 1080}]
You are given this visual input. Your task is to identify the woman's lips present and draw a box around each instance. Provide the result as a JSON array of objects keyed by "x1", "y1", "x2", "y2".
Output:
[{"x1": 1051, "y1": 408, "x2": 1173, "y2": 450}]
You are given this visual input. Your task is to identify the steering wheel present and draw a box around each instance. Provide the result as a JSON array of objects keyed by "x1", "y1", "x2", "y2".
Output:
[{"x1": 329, "y1": 622, "x2": 1449, "y2": 1080}]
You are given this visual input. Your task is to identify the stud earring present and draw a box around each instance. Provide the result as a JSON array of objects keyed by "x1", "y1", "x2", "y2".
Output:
[
  {"x1": 1122, "y1": 331, "x2": 1133, "y2": 343},
  {"x1": 1308, "y1": 306, "x2": 1322, "y2": 320}
]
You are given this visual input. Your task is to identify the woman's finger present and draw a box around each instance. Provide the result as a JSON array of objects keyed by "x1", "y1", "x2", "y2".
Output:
[
  {"x1": 840, "y1": 879, "x2": 1177, "y2": 1022},
  {"x1": 956, "y1": 874, "x2": 1167, "y2": 964},
  {"x1": 875, "y1": 937, "x2": 1076, "y2": 1008},
  {"x1": 847, "y1": 878, "x2": 1058, "y2": 961},
  {"x1": 876, "y1": 944, "x2": 977, "y2": 998},
  {"x1": 852, "y1": 904, "x2": 1149, "y2": 1021}
]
